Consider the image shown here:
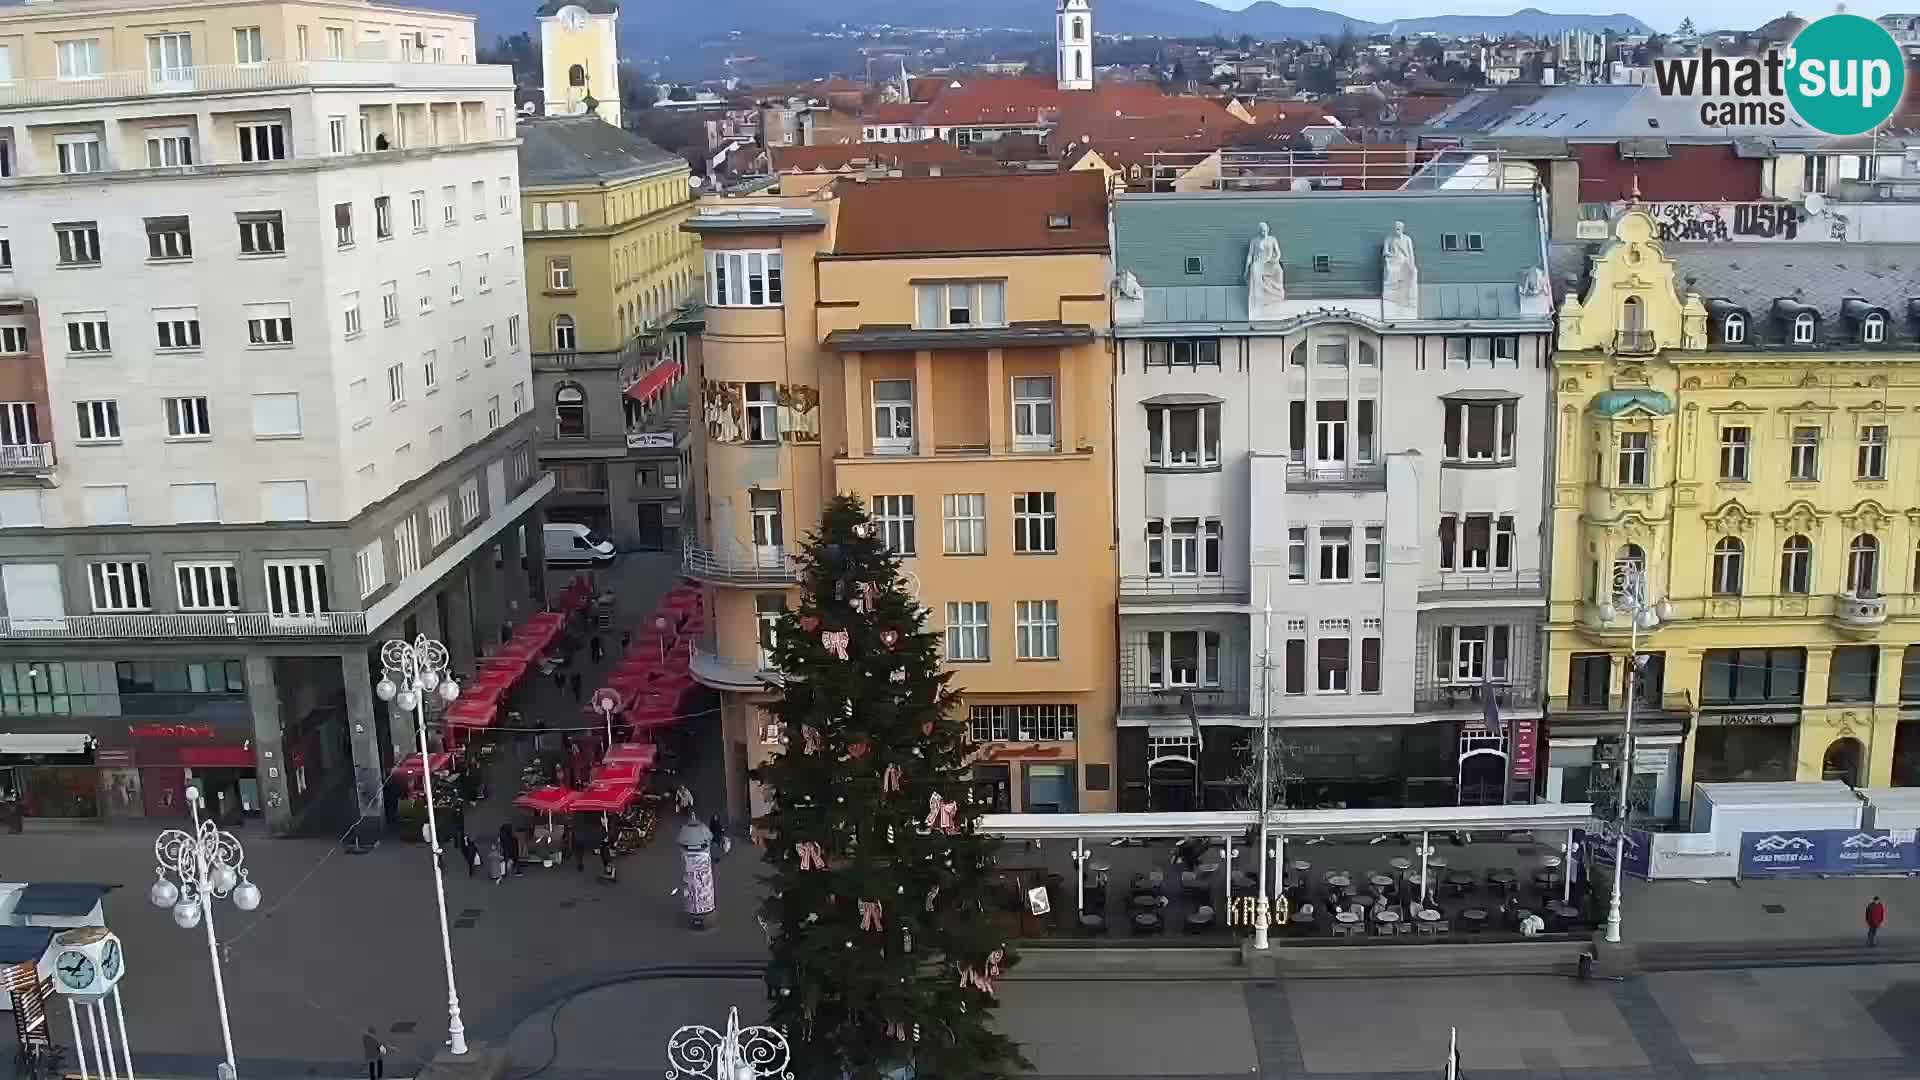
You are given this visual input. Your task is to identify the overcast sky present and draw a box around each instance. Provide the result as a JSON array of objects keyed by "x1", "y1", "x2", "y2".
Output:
[{"x1": 1195, "y1": 0, "x2": 1863, "y2": 35}]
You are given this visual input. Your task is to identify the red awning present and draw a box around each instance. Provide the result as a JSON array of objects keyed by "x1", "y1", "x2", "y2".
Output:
[
  {"x1": 179, "y1": 746, "x2": 256, "y2": 769},
  {"x1": 604, "y1": 743, "x2": 658, "y2": 768},
  {"x1": 445, "y1": 698, "x2": 497, "y2": 729},
  {"x1": 395, "y1": 752, "x2": 454, "y2": 778},
  {"x1": 589, "y1": 760, "x2": 645, "y2": 787},
  {"x1": 513, "y1": 786, "x2": 577, "y2": 815},
  {"x1": 624, "y1": 360, "x2": 682, "y2": 404},
  {"x1": 569, "y1": 782, "x2": 638, "y2": 814}
]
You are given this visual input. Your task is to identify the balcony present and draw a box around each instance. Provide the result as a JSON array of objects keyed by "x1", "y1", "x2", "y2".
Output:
[
  {"x1": 0, "y1": 444, "x2": 54, "y2": 474},
  {"x1": 690, "y1": 640, "x2": 782, "y2": 692},
  {"x1": 681, "y1": 539, "x2": 800, "y2": 586},
  {"x1": 1118, "y1": 575, "x2": 1251, "y2": 606},
  {"x1": 1419, "y1": 570, "x2": 1544, "y2": 604},
  {"x1": 1411, "y1": 675, "x2": 1540, "y2": 716},
  {"x1": 0, "y1": 610, "x2": 368, "y2": 641},
  {"x1": 1614, "y1": 330, "x2": 1656, "y2": 355},
  {"x1": 534, "y1": 338, "x2": 654, "y2": 373},
  {"x1": 1546, "y1": 689, "x2": 1694, "y2": 717},
  {"x1": 1285, "y1": 460, "x2": 1387, "y2": 490},
  {"x1": 1119, "y1": 680, "x2": 1252, "y2": 718},
  {"x1": 0, "y1": 59, "x2": 510, "y2": 110},
  {"x1": 1832, "y1": 591, "x2": 1889, "y2": 637}
]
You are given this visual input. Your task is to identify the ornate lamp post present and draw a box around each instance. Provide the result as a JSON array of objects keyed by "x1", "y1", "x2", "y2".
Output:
[
  {"x1": 375, "y1": 635, "x2": 468, "y2": 1056},
  {"x1": 149, "y1": 786, "x2": 263, "y2": 1079},
  {"x1": 1595, "y1": 558, "x2": 1671, "y2": 944},
  {"x1": 666, "y1": 1007, "x2": 790, "y2": 1080}
]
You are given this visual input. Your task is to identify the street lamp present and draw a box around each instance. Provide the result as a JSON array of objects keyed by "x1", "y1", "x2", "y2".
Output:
[
  {"x1": 1594, "y1": 558, "x2": 1673, "y2": 944},
  {"x1": 592, "y1": 687, "x2": 622, "y2": 747},
  {"x1": 375, "y1": 635, "x2": 468, "y2": 1056},
  {"x1": 666, "y1": 1007, "x2": 790, "y2": 1080},
  {"x1": 654, "y1": 614, "x2": 673, "y2": 663},
  {"x1": 1252, "y1": 591, "x2": 1278, "y2": 951},
  {"x1": 150, "y1": 785, "x2": 262, "y2": 1079}
]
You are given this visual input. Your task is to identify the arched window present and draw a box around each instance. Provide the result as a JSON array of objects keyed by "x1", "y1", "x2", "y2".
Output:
[
  {"x1": 1072, "y1": 16, "x2": 1085, "y2": 41},
  {"x1": 568, "y1": 63, "x2": 586, "y2": 87},
  {"x1": 1712, "y1": 536, "x2": 1744, "y2": 596},
  {"x1": 1864, "y1": 312, "x2": 1886, "y2": 344},
  {"x1": 1074, "y1": 51, "x2": 1085, "y2": 79},
  {"x1": 555, "y1": 384, "x2": 587, "y2": 438},
  {"x1": 1612, "y1": 543, "x2": 1645, "y2": 596},
  {"x1": 1621, "y1": 295, "x2": 1645, "y2": 331},
  {"x1": 1780, "y1": 534, "x2": 1813, "y2": 594},
  {"x1": 552, "y1": 314, "x2": 576, "y2": 351},
  {"x1": 1848, "y1": 533, "x2": 1880, "y2": 595},
  {"x1": 1722, "y1": 312, "x2": 1745, "y2": 344},
  {"x1": 1793, "y1": 312, "x2": 1816, "y2": 344}
]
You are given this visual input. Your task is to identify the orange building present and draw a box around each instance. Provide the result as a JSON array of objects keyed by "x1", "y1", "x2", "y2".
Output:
[{"x1": 683, "y1": 172, "x2": 1117, "y2": 820}]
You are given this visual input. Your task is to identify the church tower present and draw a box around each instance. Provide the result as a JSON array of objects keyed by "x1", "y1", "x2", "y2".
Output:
[
  {"x1": 538, "y1": 0, "x2": 621, "y2": 128},
  {"x1": 1057, "y1": 0, "x2": 1093, "y2": 91}
]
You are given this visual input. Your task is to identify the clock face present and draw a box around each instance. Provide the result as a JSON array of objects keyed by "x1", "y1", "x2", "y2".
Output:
[
  {"x1": 100, "y1": 939, "x2": 121, "y2": 982},
  {"x1": 55, "y1": 951, "x2": 96, "y2": 991}
]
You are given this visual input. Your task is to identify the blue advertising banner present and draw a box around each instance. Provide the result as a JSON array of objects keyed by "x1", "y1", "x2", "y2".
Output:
[
  {"x1": 1583, "y1": 827, "x2": 1653, "y2": 880},
  {"x1": 1739, "y1": 829, "x2": 1920, "y2": 877}
]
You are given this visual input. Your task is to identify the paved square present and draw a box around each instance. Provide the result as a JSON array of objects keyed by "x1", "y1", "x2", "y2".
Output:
[
  {"x1": 1649, "y1": 966, "x2": 1914, "y2": 1065},
  {"x1": 996, "y1": 982, "x2": 1258, "y2": 1076}
]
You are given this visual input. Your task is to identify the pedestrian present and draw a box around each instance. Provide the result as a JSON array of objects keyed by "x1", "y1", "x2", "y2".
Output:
[
  {"x1": 362, "y1": 1025, "x2": 387, "y2": 1080},
  {"x1": 488, "y1": 840, "x2": 507, "y2": 884},
  {"x1": 674, "y1": 783, "x2": 694, "y2": 816},
  {"x1": 1867, "y1": 896, "x2": 1887, "y2": 945},
  {"x1": 498, "y1": 822, "x2": 520, "y2": 876},
  {"x1": 598, "y1": 837, "x2": 617, "y2": 883},
  {"x1": 569, "y1": 670, "x2": 583, "y2": 703},
  {"x1": 710, "y1": 811, "x2": 730, "y2": 857},
  {"x1": 572, "y1": 826, "x2": 588, "y2": 872},
  {"x1": 460, "y1": 834, "x2": 480, "y2": 878},
  {"x1": 590, "y1": 635, "x2": 605, "y2": 662}
]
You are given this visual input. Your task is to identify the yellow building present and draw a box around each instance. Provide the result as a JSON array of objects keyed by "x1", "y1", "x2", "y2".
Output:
[
  {"x1": 1545, "y1": 208, "x2": 1920, "y2": 819},
  {"x1": 684, "y1": 172, "x2": 1119, "y2": 821}
]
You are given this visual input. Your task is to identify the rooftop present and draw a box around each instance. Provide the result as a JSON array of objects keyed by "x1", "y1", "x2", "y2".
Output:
[
  {"x1": 1422, "y1": 84, "x2": 1823, "y2": 148},
  {"x1": 830, "y1": 172, "x2": 1108, "y2": 258},
  {"x1": 516, "y1": 114, "x2": 684, "y2": 188},
  {"x1": 771, "y1": 141, "x2": 974, "y2": 173}
]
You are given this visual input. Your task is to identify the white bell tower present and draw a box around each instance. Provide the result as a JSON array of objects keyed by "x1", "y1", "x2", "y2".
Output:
[{"x1": 1057, "y1": 0, "x2": 1093, "y2": 91}]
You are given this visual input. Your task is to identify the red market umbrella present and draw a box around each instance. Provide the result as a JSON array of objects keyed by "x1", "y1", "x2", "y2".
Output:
[
  {"x1": 444, "y1": 698, "x2": 497, "y2": 729},
  {"x1": 488, "y1": 639, "x2": 541, "y2": 664},
  {"x1": 590, "y1": 760, "x2": 646, "y2": 787},
  {"x1": 569, "y1": 782, "x2": 638, "y2": 815},
  {"x1": 604, "y1": 743, "x2": 658, "y2": 768},
  {"x1": 395, "y1": 752, "x2": 453, "y2": 778},
  {"x1": 627, "y1": 709, "x2": 678, "y2": 731},
  {"x1": 513, "y1": 786, "x2": 577, "y2": 815},
  {"x1": 470, "y1": 667, "x2": 518, "y2": 694}
]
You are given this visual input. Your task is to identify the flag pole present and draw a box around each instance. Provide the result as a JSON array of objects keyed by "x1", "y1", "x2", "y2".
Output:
[{"x1": 1447, "y1": 1027, "x2": 1458, "y2": 1080}]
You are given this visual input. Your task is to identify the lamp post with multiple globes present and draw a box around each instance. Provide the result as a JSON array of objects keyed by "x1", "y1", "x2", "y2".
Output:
[
  {"x1": 148, "y1": 786, "x2": 263, "y2": 1080},
  {"x1": 1595, "y1": 558, "x2": 1671, "y2": 945}
]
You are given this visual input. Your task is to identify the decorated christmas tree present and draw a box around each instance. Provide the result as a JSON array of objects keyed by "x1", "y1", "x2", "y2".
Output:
[{"x1": 756, "y1": 495, "x2": 1027, "y2": 1080}]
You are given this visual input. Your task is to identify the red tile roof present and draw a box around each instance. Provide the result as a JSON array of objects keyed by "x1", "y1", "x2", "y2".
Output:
[
  {"x1": 831, "y1": 171, "x2": 1108, "y2": 257},
  {"x1": 864, "y1": 103, "x2": 924, "y2": 125},
  {"x1": 773, "y1": 141, "x2": 973, "y2": 172}
]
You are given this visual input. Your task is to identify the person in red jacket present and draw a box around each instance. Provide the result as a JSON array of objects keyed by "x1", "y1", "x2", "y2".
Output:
[{"x1": 1866, "y1": 896, "x2": 1887, "y2": 946}]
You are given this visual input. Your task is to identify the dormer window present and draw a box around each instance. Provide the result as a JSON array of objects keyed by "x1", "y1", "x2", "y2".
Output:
[
  {"x1": 1864, "y1": 312, "x2": 1886, "y2": 344},
  {"x1": 1793, "y1": 312, "x2": 1816, "y2": 344},
  {"x1": 1723, "y1": 313, "x2": 1746, "y2": 344}
]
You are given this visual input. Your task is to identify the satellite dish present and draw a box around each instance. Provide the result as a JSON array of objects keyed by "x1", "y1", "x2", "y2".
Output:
[
  {"x1": 688, "y1": 174, "x2": 704, "y2": 189},
  {"x1": 1805, "y1": 191, "x2": 1829, "y2": 216}
]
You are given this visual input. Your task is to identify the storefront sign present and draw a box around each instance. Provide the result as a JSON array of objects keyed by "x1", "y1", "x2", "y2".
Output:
[
  {"x1": 1739, "y1": 829, "x2": 1920, "y2": 877},
  {"x1": 627, "y1": 431, "x2": 676, "y2": 449},
  {"x1": 1509, "y1": 719, "x2": 1538, "y2": 780},
  {"x1": 128, "y1": 723, "x2": 216, "y2": 740},
  {"x1": 94, "y1": 750, "x2": 134, "y2": 768},
  {"x1": 1632, "y1": 747, "x2": 1671, "y2": 771},
  {"x1": 1697, "y1": 710, "x2": 1798, "y2": 727},
  {"x1": 973, "y1": 743, "x2": 1071, "y2": 763}
]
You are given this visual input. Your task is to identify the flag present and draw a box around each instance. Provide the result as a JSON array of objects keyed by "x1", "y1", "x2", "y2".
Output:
[{"x1": 1482, "y1": 669, "x2": 1504, "y2": 736}]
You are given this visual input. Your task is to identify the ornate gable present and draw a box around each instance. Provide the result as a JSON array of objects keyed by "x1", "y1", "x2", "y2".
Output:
[
  {"x1": 1702, "y1": 499, "x2": 1757, "y2": 536},
  {"x1": 1555, "y1": 210, "x2": 1691, "y2": 354},
  {"x1": 1770, "y1": 499, "x2": 1828, "y2": 535},
  {"x1": 1839, "y1": 499, "x2": 1894, "y2": 533}
]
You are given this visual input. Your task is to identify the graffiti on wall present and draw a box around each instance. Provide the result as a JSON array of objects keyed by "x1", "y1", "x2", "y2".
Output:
[
  {"x1": 702, "y1": 379, "x2": 822, "y2": 444},
  {"x1": 1645, "y1": 203, "x2": 1811, "y2": 243}
]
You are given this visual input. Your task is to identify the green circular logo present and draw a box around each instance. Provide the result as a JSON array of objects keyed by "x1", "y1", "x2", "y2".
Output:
[{"x1": 1786, "y1": 14, "x2": 1907, "y2": 136}]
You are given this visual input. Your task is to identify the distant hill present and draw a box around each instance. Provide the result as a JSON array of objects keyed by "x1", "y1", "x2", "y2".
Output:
[{"x1": 1384, "y1": 7, "x2": 1650, "y2": 35}]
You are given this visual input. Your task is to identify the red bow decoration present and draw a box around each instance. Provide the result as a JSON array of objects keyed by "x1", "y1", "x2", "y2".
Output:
[
  {"x1": 821, "y1": 629, "x2": 850, "y2": 660},
  {"x1": 882, "y1": 764, "x2": 903, "y2": 793},
  {"x1": 925, "y1": 793, "x2": 957, "y2": 834},
  {"x1": 802, "y1": 726, "x2": 823, "y2": 755},
  {"x1": 795, "y1": 841, "x2": 827, "y2": 870},
  {"x1": 880, "y1": 628, "x2": 901, "y2": 648},
  {"x1": 925, "y1": 885, "x2": 940, "y2": 911},
  {"x1": 859, "y1": 899, "x2": 884, "y2": 931},
  {"x1": 848, "y1": 741, "x2": 870, "y2": 760}
]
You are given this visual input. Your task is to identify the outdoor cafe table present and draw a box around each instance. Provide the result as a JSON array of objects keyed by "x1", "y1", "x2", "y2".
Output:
[
  {"x1": 1326, "y1": 873, "x2": 1351, "y2": 888},
  {"x1": 1291, "y1": 860, "x2": 1311, "y2": 873},
  {"x1": 1131, "y1": 894, "x2": 1159, "y2": 911},
  {"x1": 1488, "y1": 869, "x2": 1519, "y2": 887},
  {"x1": 1369, "y1": 874, "x2": 1394, "y2": 889},
  {"x1": 1534, "y1": 868, "x2": 1564, "y2": 886},
  {"x1": 1445, "y1": 870, "x2": 1476, "y2": 888},
  {"x1": 1334, "y1": 911, "x2": 1360, "y2": 925},
  {"x1": 1416, "y1": 908, "x2": 1442, "y2": 923},
  {"x1": 1388, "y1": 857, "x2": 1411, "y2": 871},
  {"x1": 1376, "y1": 910, "x2": 1400, "y2": 925}
]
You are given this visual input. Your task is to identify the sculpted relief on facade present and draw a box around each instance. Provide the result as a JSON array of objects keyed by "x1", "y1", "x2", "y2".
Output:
[{"x1": 702, "y1": 379, "x2": 822, "y2": 444}]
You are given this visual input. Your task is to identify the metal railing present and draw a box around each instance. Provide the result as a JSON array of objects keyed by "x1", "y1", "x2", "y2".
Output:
[
  {"x1": 1118, "y1": 576, "x2": 1251, "y2": 602},
  {"x1": 534, "y1": 338, "x2": 654, "y2": 373},
  {"x1": 0, "y1": 443, "x2": 53, "y2": 471},
  {"x1": 0, "y1": 610, "x2": 368, "y2": 640},
  {"x1": 1411, "y1": 676, "x2": 1540, "y2": 714},
  {"x1": 1615, "y1": 330, "x2": 1656, "y2": 355},
  {"x1": 1285, "y1": 461, "x2": 1386, "y2": 489},
  {"x1": 681, "y1": 539, "x2": 801, "y2": 585},
  {"x1": 1422, "y1": 569, "x2": 1544, "y2": 597},
  {"x1": 0, "y1": 58, "x2": 509, "y2": 108},
  {"x1": 1547, "y1": 690, "x2": 1694, "y2": 716},
  {"x1": 1119, "y1": 681, "x2": 1253, "y2": 717},
  {"x1": 690, "y1": 642, "x2": 782, "y2": 689},
  {"x1": 1141, "y1": 146, "x2": 1514, "y2": 193}
]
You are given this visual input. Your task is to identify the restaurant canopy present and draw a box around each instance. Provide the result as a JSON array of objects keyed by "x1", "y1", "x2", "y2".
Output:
[
  {"x1": 513, "y1": 786, "x2": 577, "y2": 815},
  {"x1": 590, "y1": 760, "x2": 646, "y2": 787},
  {"x1": 443, "y1": 698, "x2": 498, "y2": 729},
  {"x1": 604, "y1": 743, "x2": 659, "y2": 767},
  {"x1": 975, "y1": 803, "x2": 1598, "y2": 841},
  {"x1": 570, "y1": 782, "x2": 639, "y2": 814},
  {"x1": 395, "y1": 752, "x2": 453, "y2": 778}
]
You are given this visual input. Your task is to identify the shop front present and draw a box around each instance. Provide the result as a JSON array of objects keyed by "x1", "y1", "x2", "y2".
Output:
[
  {"x1": 968, "y1": 743, "x2": 1078, "y2": 813},
  {"x1": 1543, "y1": 716, "x2": 1687, "y2": 823},
  {"x1": 0, "y1": 734, "x2": 100, "y2": 819},
  {"x1": 1692, "y1": 708, "x2": 1798, "y2": 785}
]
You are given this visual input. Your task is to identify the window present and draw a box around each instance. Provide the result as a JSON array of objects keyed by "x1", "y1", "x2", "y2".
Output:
[
  {"x1": 1145, "y1": 404, "x2": 1220, "y2": 468},
  {"x1": 510, "y1": 382, "x2": 524, "y2": 415},
  {"x1": 328, "y1": 115, "x2": 346, "y2": 154},
  {"x1": 393, "y1": 516, "x2": 422, "y2": 577},
  {"x1": 1364, "y1": 525, "x2": 1383, "y2": 580},
  {"x1": 1315, "y1": 401, "x2": 1347, "y2": 462},
  {"x1": 946, "y1": 601, "x2": 990, "y2": 661},
  {"x1": 1723, "y1": 313, "x2": 1746, "y2": 344},
  {"x1": 234, "y1": 26, "x2": 265, "y2": 63},
  {"x1": 146, "y1": 127, "x2": 194, "y2": 168},
  {"x1": 1358, "y1": 636, "x2": 1382, "y2": 693},
  {"x1": 55, "y1": 222, "x2": 100, "y2": 266},
  {"x1": 75, "y1": 400, "x2": 120, "y2": 442},
  {"x1": 943, "y1": 494, "x2": 987, "y2": 555},
  {"x1": 261, "y1": 480, "x2": 308, "y2": 521},
  {"x1": 554, "y1": 385, "x2": 586, "y2": 437},
  {"x1": 744, "y1": 382, "x2": 778, "y2": 442},
  {"x1": 66, "y1": 315, "x2": 111, "y2": 355},
  {"x1": 136, "y1": 302, "x2": 196, "y2": 349},
  {"x1": 1442, "y1": 400, "x2": 1519, "y2": 463},
  {"x1": 1701, "y1": 647, "x2": 1805, "y2": 705},
  {"x1": 1283, "y1": 638, "x2": 1306, "y2": 694},
  {"x1": 442, "y1": 185, "x2": 458, "y2": 224},
  {"x1": 0, "y1": 237, "x2": 10, "y2": 272},
  {"x1": 0, "y1": 328, "x2": 24, "y2": 356},
  {"x1": 498, "y1": 178, "x2": 512, "y2": 213},
  {"x1": 1434, "y1": 625, "x2": 1512, "y2": 683},
  {"x1": 1830, "y1": 645, "x2": 1879, "y2": 703},
  {"x1": 356, "y1": 541, "x2": 386, "y2": 598},
  {"x1": 1146, "y1": 630, "x2": 1220, "y2": 689},
  {"x1": 176, "y1": 562, "x2": 241, "y2": 611},
  {"x1": 422, "y1": 351, "x2": 439, "y2": 392},
  {"x1": 540, "y1": 201, "x2": 578, "y2": 230},
  {"x1": 165, "y1": 396, "x2": 210, "y2": 439},
  {"x1": 326, "y1": 26, "x2": 346, "y2": 56},
  {"x1": 1858, "y1": 424, "x2": 1888, "y2": 480},
  {"x1": 1792, "y1": 312, "x2": 1816, "y2": 344},
  {"x1": 871, "y1": 380, "x2": 913, "y2": 452},
  {"x1": 83, "y1": 485, "x2": 130, "y2": 525},
  {"x1": 1848, "y1": 534, "x2": 1880, "y2": 595},
  {"x1": 477, "y1": 253, "x2": 490, "y2": 292},
  {"x1": 549, "y1": 314, "x2": 576, "y2": 351},
  {"x1": 914, "y1": 280, "x2": 1005, "y2": 328},
  {"x1": 1012, "y1": 376, "x2": 1055, "y2": 451},
  {"x1": 372, "y1": 195, "x2": 393, "y2": 239},
  {"x1": 1148, "y1": 517, "x2": 1222, "y2": 577},
  {"x1": 1287, "y1": 527, "x2": 1307, "y2": 582},
  {"x1": 873, "y1": 495, "x2": 916, "y2": 556},
  {"x1": 1719, "y1": 426, "x2": 1750, "y2": 481},
  {"x1": 508, "y1": 315, "x2": 522, "y2": 349},
  {"x1": 447, "y1": 261, "x2": 463, "y2": 302},
  {"x1": 342, "y1": 293, "x2": 363, "y2": 338},
  {"x1": 1015, "y1": 600, "x2": 1060, "y2": 660},
  {"x1": 380, "y1": 362, "x2": 405, "y2": 405},
  {"x1": 1014, "y1": 492, "x2": 1057, "y2": 554},
  {"x1": 1142, "y1": 339, "x2": 1222, "y2": 369},
  {"x1": 237, "y1": 122, "x2": 287, "y2": 162},
  {"x1": 245, "y1": 303, "x2": 293, "y2": 345},
  {"x1": 755, "y1": 595, "x2": 784, "y2": 670},
  {"x1": 410, "y1": 191, "x2": 426, "y2": 230},
  {"x1": 427, "y1": 497, "x2": 453, "y2": 545},
  {"x1": 238, "y1": 211, "x2": 284, "y2": 255},
  {"x1": 1780, "y1": 534, "x2": 1814, "y2": 594},
  {"x1": 1317, "y1": 638, "x2": 1350, "y2": 692},
  {"x1": 481, "y1": 325, "x2": 496, "y2": 362},
  {"x1": 55, "y1": 134, "x2": 102, "y2": 175},
  {"x1": 1617, "y1": 431, "x2": 1650, "y2": 486},
  {"x1": 264, "y1": 559, "x2": 328, "y2": 618},
  {"x1": 88, "y1": 561, "x2": 151, "y2": 612},
  {"x1": 487, "y1": 395, "x2": 501, "y2": 429},
  {"x1": 252, "y1": 393, "x2": 301, "y2": 437},
  {"x1": 547, "y1": 257, "x2": 574, "y2": 292},
  {"x1": 970, "y1": 704, "x2": 1077, "y2": 743},
  {"x1": 705, "y1": 250, "x2": 784, "y2": 307},
  {"x1": 333, "y1": 202, "x2": 354, "y2": 246},
  {"x1": 471, "y1": 180, "x2": 486, "y2": 218},
  {"x1": 1712, "y1": 537, "x2": 1744, "y2": 595},
  {"x1": 459, "y1": 478, "x2": 481, "y2": 523},
  {"x1": 1791, "y1": 426, "x2": 1820, "y2": 480},
  {"x1": 56, "y1": 38, "x2": 103, "y2": 79},
  {"x1": 1317, "y1": 526, "x2": 1352, "y2": 581},
  {"x1": 1865, "y1": 313, "x2": 1887, "y2": 344}
]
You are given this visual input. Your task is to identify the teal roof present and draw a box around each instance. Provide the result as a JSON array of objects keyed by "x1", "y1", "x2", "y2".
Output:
[
  {"x1": 1113, "y1": 191, "x2": 1543, "y2": 322},
  {"x1": 1590, "y1": 389, "x2": 1674, "y2": 417}
]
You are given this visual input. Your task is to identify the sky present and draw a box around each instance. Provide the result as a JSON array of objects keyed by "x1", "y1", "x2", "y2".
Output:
[{"x1": 1194, "y1": 0, "x2": 1867, "y2": 35}]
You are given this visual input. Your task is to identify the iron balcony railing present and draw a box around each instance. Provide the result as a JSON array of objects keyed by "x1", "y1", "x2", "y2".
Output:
[
  {"x1": 1615, "y1": 330, "x2": 1656, "y2": 355},
  {"x1": 0, "y1": 58, "x2": 510, "y2": 109},
  {"x1": 681, "y1": 539, "x2": 801, "y2": 585},
  {"x1": 690, "y1": 642, "x2": 783, "y2": 690},
  {"x1": 1411, "y1": 676, "x2": 1541, "y2": 715},
  {"x1": 1421, "y1": 569, "x2": 1544, "y2": 597},
  {"x1": 1118, "y1": 575, "x2": 1252, "y2": 603},
  {"x1": 1547, "y1": 690, "x2": 1694, "y2": 716},
  {"x1": 1140, "y1": 146, "x2": 1515, "y2": 193},
  {"x1": 0, "y1": 444, "x2": 54, "y2": 472},
  {"x1": 1285, "y1": 461, "x2": 1387, "y2": 489},
  {"x1": 0, "y1": 610, "x2": 368, "y2": 640},
  {"x1": 534, "y1": 338, "x2": 655, "y2": 373}
]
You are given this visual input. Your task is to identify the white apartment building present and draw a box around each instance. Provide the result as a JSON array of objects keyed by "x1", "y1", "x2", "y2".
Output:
[
  {"x1": 1109, "y1": 190, "x2": 1555, "y2": 812},
  {"x1": 0, "y1": 0, "x2": 551, "y2": 835}
]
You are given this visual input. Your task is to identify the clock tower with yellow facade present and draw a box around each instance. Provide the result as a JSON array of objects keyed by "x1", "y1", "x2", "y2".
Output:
[{"x1": 539, "y1": 0, "x2": 621, "y2": 128}]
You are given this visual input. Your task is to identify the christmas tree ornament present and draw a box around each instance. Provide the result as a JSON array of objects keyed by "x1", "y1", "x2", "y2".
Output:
[
  {"x1": 821, "y1": 629, "x2": 850, "y2": 660},
  {"x1": 924, "y1": 794, "x2": 958, "y2": 834},
  {"x1": 882, "y1": 765, "x2": 903, "y2": 793},
  {"x1": 880, "y1": 628, "x2": 901, "y2": 648},
  {"x1": 802, "y1": 726, "x2": 823, "y2": 754},
  {"x1": 925, "y1": 885, "x2": 940, "y2": 911},
  {"x1": 903, "y1": 926, "x2": 913, "y2": 953},
  {"x1": 852, "y1": 521, "x2": 873, "y2": 539},
  {"x1": 859, "y1": 900, "x2": 884, "y2": 931},
  {"x1": 890, "y1": 668, "x2": 907, "y2": 684},
  {"x1": 848, "y1": 741, "x2": 870, "y2": 760},
  {"x1": 861, "y1": 581, "x2": 880, "y2": 608},
  {"x1": 887, "y1": 825, "x2": 896, "y2": 844},
  {"x1": 913, "y1": 1023, "x2": 922, "y2": 1042},
  {"x1": 795, "y1": 841, "x2": 827, "y2": 870}
]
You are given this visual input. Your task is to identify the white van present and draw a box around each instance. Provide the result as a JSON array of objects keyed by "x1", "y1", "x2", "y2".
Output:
[{"x1": 544, "y1": 522, "x2": 616, "y2": 566}]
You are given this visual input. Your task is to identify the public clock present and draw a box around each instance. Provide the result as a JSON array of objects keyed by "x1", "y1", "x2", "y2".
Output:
[
  {"x1": 55, "y1": 951, "x2": 96, "y2": 992},
  {"x1": 559, "y1": 5, "x2": 588, "y2": 31},
  {"x1": 49, "y1": 927, "x2": 123, "y2": 997},
  {"x1": 100, "y1": 938, "x2": 121, "y2": 982}
]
